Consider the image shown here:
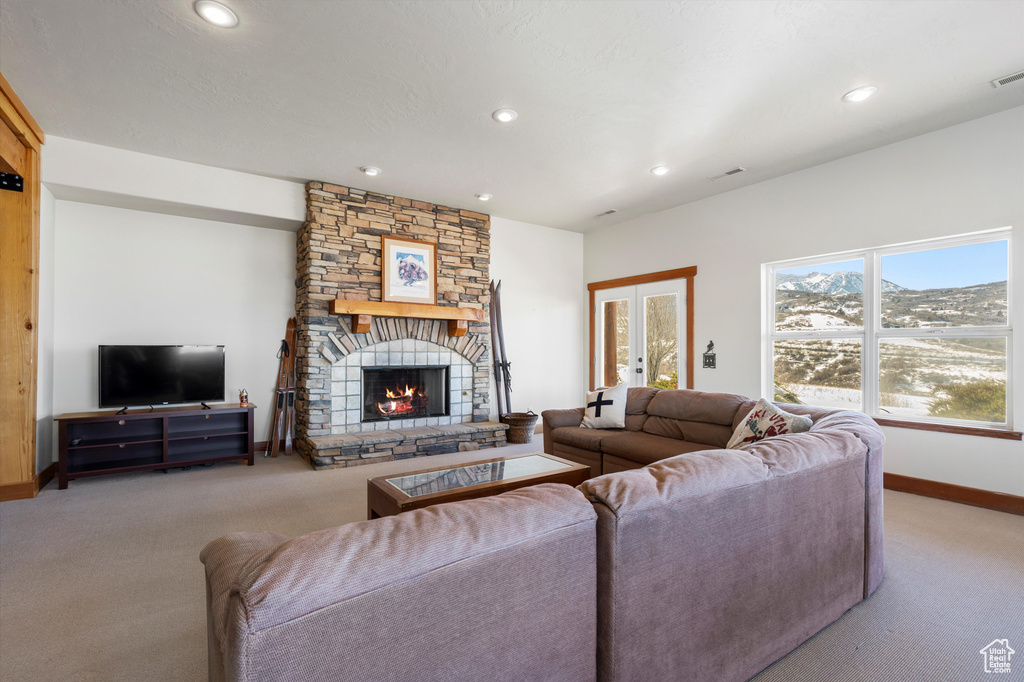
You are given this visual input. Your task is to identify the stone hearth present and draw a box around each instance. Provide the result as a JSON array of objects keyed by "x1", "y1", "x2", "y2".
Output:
[{"x1": 293, "y1": 182, "x2": 506, "y2": 469}]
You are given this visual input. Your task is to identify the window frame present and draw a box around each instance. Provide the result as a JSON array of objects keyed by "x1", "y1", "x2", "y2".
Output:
[{"x1": 763, "y1": 228, "x2": 1013, "y2": 430}]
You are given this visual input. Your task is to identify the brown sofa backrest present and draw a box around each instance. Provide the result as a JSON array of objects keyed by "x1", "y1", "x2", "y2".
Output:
[
  {"x1": 642, "y1": 389, "x2": 749, "y2": 447},
  {"x1": 623, "y1": 386, "x2": 657, "y2": 431}
]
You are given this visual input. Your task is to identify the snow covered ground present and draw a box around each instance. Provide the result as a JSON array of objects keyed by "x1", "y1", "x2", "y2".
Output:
[
  {"x1": 777, "y1": 312, "x2": 858, "y2": 329},
  {"x1": 781, "y1": 385, "x2": 862, "y2": 410},
  {"x1": 782, "y1": 384, "x2": 931, "y2": 417}
]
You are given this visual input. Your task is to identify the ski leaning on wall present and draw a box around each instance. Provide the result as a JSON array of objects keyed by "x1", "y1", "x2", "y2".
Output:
[
  {"x1": 489, "y1": 280, "x2": 540, "y2": 443},
  {"x1": 265, "y1": 317, "x2": 297, "y2": 457},
  {"x1": 489, "y1": 280, "x2": 512, "y2": 415}
]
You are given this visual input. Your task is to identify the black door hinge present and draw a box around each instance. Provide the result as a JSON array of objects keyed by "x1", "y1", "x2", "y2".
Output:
[{"x1": 0, "y1": 173, "x2": 24, "y2": 192}]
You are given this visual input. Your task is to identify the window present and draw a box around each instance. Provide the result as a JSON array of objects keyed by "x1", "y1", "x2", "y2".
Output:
[{"x1": 765, "y1": 230, "x2": 1011, "y2": 429}]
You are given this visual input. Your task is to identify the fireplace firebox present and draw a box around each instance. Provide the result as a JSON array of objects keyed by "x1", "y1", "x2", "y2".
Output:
[{"x1": 362, "y1": 366, "x2": 450, "y2": 423}]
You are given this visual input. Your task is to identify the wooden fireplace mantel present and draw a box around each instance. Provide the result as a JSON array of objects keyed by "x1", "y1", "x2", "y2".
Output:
[{"x1": 329, "y1": 300, "x2": 485, "y2": 337}]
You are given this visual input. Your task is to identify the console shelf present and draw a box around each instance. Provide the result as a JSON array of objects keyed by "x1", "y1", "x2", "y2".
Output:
[{"x1": 56, "y1": 404, "x2": 255, "y2": 489}]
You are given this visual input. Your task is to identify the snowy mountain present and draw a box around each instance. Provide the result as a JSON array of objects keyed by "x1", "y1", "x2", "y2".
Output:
[{"x1": 776, "y1": 271, "x2": 906, "y2": 294}]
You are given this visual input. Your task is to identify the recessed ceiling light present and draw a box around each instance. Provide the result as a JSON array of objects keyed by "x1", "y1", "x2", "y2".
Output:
[
  {"x1": 492, "y1": 109, "x2": 518, "y2": 123},
  {"x1": 475, "y1": 193, "x2": 492, "y2": 201},
  {"x1": 360, "y1": 166, "x2": 382, "y2": 176},
  {"x1": 194, "y1": 1, "x2": 238, "y2": 27},
  {"x1": 650, "y1": 166, "x2": 671, "y2": 176},
  {"x1": 842, "y1": 85, "x2": 878, "y2": 103}
]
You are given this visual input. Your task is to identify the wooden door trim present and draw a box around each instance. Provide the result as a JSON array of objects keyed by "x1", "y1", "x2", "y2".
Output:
[
  {"x1": 588, "y1": 266, "x2": 697, "y2": 390},
  {"x1": 1, "y1": 71, "x2": 44, "y2": 497},
  {"x1": 0, "y1": 72, "x2": 44, "y2": 150}
]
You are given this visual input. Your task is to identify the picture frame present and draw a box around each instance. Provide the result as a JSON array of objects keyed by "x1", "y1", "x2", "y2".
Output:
[{"x1": 381, "y1": 236, "x2": 437, "y2": 304}]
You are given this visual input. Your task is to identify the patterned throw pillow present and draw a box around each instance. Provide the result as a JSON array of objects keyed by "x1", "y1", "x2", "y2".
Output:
[
  {"x1": 726, "y1": 399, "x2": 813, "y2": 449},
  {"x1": 581, "y1": 383, "x2": 628, "y2": 429}
]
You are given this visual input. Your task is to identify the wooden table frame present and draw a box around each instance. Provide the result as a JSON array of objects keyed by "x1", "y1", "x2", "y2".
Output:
[{"x1": 367, "y1": 452, "x2": 590, "y2": 519}]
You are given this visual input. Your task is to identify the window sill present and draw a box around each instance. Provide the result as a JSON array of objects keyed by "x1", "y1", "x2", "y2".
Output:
[{"x1": 872, "y1": 417, "x2": 1022, "y2": 441}]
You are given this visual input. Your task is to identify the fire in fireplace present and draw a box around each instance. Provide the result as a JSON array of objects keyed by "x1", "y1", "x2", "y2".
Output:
[{"x1": 362, "y1": 366, "x2": 450, "y2": 422}]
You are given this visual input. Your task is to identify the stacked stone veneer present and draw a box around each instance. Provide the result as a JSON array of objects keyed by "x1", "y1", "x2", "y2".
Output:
[{"x1": 294, "y1": 182, "x2": 505, "y2": 469}]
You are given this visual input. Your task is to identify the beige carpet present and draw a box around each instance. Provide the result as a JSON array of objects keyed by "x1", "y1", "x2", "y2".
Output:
[{"x1": 1, "y1": 446, "x2": 1022, "y2": 682}]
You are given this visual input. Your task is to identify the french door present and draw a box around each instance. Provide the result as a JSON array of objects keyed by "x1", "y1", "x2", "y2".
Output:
[{"x1": 594, "y1": 280, "x2": 687, "y2": 389}]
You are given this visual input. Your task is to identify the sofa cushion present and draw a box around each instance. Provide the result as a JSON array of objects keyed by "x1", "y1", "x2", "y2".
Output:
[
  {"x1": 641, "y1": 416, "x2": 733, "y2": 448},
  {"x1": 542, "y1": 406, "x2": 586, "y2": 430},
  {"x1": 551, "y1": 442, "x2": 602, "y2": 471},
  {"x1": 625, "y1": 386, "x2": 658, "y2": 415},
  {"x1": 552, "y1": 425, "x2": 614, "y2": 451},
  {"x1": 646, "y1": 389, "x2": 749, "y2": 426},
  {"x1": 740, "y1": 428, "x2": 868, "y2": 475},
  {"x1": 580, "y1": 448, "x2": 771, "y2": 514},
  {"x1": 624, "y1": 414, "x2": 647, "y2": 432},
  {"x1": 599, "y1": 431, "x2": 714, "y2": 466},
  {"x1": 582, "y1": 384, "x2": 628, "y2": 429},
  {"x1": 732, "y1": 399, "x2": 758, "y2": 431},
  {"x1": 727, "y1": 398, "x2": 813, "y2": 449},
  {"x1": 601, "y1": 454, "x2": 646, "y2": 474}
]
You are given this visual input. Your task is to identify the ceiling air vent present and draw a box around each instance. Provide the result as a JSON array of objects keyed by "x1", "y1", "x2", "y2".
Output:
[
  {"x1": 992, "y1": 70, "x2": 1024, "y2": 88},
  {"x1": 707, "y1": 167, "x2": 746, "y2": 181},
  {"x1": 595, "y1": 209, "x2": 619, "y2": 218}
]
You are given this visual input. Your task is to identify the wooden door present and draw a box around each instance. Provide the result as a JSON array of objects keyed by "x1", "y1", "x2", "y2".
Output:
[
  {"x1": 593, "y1": 281, "x2": 686, "y2": 390},
  {"x1": 0, "y1": 72, "x2": 44, "y2": 501},
  {"x1": 588, "y1": 266, "x2": 697, "y2": 391}
]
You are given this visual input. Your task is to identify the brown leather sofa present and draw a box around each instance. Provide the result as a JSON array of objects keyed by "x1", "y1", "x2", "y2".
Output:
[{"x1": 543, "y1": 387, "x2": 752, "y2": 475}]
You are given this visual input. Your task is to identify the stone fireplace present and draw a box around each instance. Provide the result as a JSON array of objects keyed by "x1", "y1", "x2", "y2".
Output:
[{"x1": 293, "y1": 182, "x2": 507, "y2": 469}]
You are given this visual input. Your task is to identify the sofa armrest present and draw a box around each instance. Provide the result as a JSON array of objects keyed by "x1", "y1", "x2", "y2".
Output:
[
  {"x1": 201, "y1": 485, "x2": 597, "y2": 682},
  {"x1": 808, "y1": 410, "x2": 886, "y2": 597},
  {"x1": 201, "y1": 532, "x2": 289, "y2": 682},
  {"x1": 542, "y1": 407, "x2": 584, "y2": 454}
]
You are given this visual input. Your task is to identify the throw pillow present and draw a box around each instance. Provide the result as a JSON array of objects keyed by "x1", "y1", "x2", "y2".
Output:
[
  {"x1": 726, "y1": 399, "x2": 813, "y2": 449},
  {"x1": 581, "y1": 383, "x2": 628, "y2": 429}
]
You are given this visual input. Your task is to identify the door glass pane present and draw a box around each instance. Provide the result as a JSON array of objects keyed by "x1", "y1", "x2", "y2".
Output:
[
  {"x1": 645, "y1": 293, "x2": 678, "y2": 388},
  {"x1": 880, "y1": 241, "x2": 1008, "y2": 328},
  {"x1": 774, "y1": 259, "x2": 864, "y2": 331},
  {"x1": 773, "y1": 339, "x2": 862, "y2": 409},
  {"x1": 601, "y1": 299, "x2": 629, "y2": 387},
  {"x1": 879, "y1": 337, "x2": 1007, "y2": 423}
]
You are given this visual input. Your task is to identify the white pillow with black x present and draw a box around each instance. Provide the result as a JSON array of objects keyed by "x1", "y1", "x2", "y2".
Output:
[{"x1": 581, "y1": 383, "x2": 628, "y2": 429}]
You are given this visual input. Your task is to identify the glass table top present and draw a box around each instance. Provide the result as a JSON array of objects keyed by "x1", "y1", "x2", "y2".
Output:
[{"x1": 385, "y1": 454, "x2": 571, "y2": 498}]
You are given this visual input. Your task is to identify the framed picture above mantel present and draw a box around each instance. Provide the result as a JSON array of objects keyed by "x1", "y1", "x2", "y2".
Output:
[{"x1": 382, "y1": 236, "x2": 437, "y2": 304}]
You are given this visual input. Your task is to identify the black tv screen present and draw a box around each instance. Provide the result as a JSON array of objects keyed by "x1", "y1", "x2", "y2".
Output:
[{"x1": 99, "y1": 345, "x2": 225, "y2": 408}]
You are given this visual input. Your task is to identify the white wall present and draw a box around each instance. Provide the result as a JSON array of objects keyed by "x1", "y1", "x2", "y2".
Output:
[
  {"x1": 51, "y1": 201, "x2": 296, "y2": 445},
  {"x1": 36, "y1": 185, "x2": 56, "y2": 473},
  {"x1": 490, "y1": 217, "x2": 587, "y2": 421},
  {"x1": 585, "y1": 106, "x2": 1024, "y2": 496}
]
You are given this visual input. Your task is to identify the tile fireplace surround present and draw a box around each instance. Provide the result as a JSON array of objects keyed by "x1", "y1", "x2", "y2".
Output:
[{"x1": 293, "y1": 182, "x2": 507, "y2": 470}]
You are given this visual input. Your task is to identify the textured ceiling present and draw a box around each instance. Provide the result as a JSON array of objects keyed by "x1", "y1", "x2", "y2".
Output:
[{"x1": 2, "y1": 0, "x2": 1023, "y2": 232}]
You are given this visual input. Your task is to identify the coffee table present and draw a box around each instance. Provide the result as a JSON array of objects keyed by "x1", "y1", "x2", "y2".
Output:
[{"x1": 367, "y1": 452, "x2": 590, "y2": 519}]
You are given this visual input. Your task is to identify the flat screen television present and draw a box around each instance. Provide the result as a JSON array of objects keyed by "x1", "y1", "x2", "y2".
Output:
[{"x1": 99, "y1": 345, "x2": 225, "y2": 408}]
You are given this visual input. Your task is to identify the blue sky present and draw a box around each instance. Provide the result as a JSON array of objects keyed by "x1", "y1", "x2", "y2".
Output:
[{"x1": 778, "y1": 241, "x2": 1008, "y2": 289}]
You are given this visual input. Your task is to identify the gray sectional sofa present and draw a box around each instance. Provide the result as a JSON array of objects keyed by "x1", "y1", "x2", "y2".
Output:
[
  {"x1": 202, "y1": 388, "x2": 884, "y2": 682},
  {"x1": 544, "y1": 386, "x2": 885, "y2": 600},
  {"x1": 202, "y1": 484, "x2": 598, "y2": 682}
]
